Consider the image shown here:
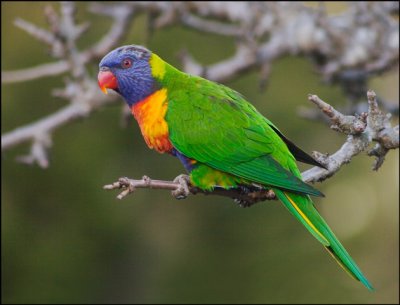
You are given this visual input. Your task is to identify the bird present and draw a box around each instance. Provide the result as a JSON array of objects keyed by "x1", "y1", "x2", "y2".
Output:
[{"x1": 98, "y1": 44, "x2": 373, "y2": 290}]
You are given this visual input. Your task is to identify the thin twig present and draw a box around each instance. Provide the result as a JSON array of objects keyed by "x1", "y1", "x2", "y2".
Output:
[
  {"x1": 103, "y1": 175, "x2": 276, "y2": 207},
  {"x1": 307, "y1": 94, "x2": 367, "y2": 135},
  {"x1": 2, "y1": 3, "x2": 133, "y2": 84},
  {"x1": 2, "y1": 82, "x2": 117, "y2": 151}
]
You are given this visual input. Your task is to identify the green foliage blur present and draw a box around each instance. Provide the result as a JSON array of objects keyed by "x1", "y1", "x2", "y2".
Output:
[{"x1": 2, "y1": 2, "x2": 399, "y2": 304}]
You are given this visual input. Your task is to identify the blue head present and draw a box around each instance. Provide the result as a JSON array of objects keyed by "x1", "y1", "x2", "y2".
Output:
[{"x1": 98, "y1": 45, "x2": 159, "y2": 107}]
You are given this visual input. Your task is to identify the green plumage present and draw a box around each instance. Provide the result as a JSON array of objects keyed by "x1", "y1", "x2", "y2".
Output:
[{"x1": 159, "y1": 56, "x2": 373, "y2": 289}]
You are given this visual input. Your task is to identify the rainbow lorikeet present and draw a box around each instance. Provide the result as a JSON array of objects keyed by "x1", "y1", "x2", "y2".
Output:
[{"x1": 98, "y1": 45, "x2": 373, "y2": 290}]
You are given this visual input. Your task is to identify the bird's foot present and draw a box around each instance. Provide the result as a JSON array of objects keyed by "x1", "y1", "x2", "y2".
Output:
[
  {"x1": 172, "y1": 174, "x2": 191, "y2": 199},
  {"x1": 234, "y1": 185, "x2": 257, "y2": 208},
  {"x1": 234, "y1": 185, "x2": 276, "y2": 208},
  {"x1": 234, "y1": 198, "x2": 254, "y2": 208}
]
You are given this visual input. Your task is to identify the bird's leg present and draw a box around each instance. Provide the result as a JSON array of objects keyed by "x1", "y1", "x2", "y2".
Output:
[
  {"x1": 234, "y1": 185, "x2": 276, "y2": 208},
  {"x1": 234, "y1": 198, "x2": 254, "y2": 208},
  {"x1": 171, "y1": 174, "x2": 191, "y2": 199},
  {"x1": 234, "y1": 185, "x2": 258, "y2": 208}
]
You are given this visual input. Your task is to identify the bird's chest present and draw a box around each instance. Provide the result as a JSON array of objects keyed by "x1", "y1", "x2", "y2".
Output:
[{"x1": 131, "y1": 88, "x2": 173, "y2": 153}]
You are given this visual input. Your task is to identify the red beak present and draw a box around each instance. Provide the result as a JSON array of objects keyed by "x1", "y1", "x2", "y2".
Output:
[{"x1": 98, "y1": 70, "x2": 118, "y2": 94}]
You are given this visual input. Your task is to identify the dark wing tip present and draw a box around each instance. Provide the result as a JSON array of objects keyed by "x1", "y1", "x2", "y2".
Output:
[
  {"x1": 268, "y1": 124, "x2": 328, "y2": 170},
  {"x1": 298, "y1": 154, "x2": 328, "y2": 170}
]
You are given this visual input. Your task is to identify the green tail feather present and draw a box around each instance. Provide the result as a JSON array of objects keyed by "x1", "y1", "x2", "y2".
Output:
[{"x1": 274, "y1": 189, "x2": 374, "y2": 290}]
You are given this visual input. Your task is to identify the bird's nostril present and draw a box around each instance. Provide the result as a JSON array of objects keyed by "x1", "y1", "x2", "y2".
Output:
[{"x1": 100, "y1": 66, "x2": 110, "y2": 72}]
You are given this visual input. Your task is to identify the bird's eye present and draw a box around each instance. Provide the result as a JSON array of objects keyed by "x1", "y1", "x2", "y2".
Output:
[{"x1": 122, "y1": 58, "x2": 132, "y2": 69}]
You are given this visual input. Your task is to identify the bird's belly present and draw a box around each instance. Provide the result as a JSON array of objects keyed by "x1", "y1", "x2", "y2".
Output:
[
  {"x1": 190, "y1": 163, "x2": 246, "y2": 190},
  {"x1": 173, "y1": 149, "x2": 241, "y2": 189},
  {"x1": 138, "y1": 122, "x2": 173, "y2": 153}
]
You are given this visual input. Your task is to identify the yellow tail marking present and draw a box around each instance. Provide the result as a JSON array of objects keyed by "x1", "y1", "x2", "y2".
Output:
[
  {"x1": 324, "y1": 247, "x2": 358, "y2": 281},
  {"x1": 284, "y1": 192, "x2": 329, "y2": 245}
]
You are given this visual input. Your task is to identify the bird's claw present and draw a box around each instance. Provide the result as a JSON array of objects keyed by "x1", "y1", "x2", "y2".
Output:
[
  {"x1": 172, "y1": 174, "x2": 191, "y2": 199},
  {"x1": 233, "y1": 185, "x2": 256, "y2": 207},
  {"x1": 234, "y1": 185, "x2": 276, "y2": 207}
]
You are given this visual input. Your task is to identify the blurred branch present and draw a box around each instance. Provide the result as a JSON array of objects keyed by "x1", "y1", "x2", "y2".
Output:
[
  {"x1": 2, "y1": 61, "x2": 70, "y2": 83},
  {"x1": 104, "y1": 90, "x2": 398, "y2": 204},
  {"x1": 2, "y1": 3, "x2": 133, "y2": 84},
  {"x1": 2, "y1": 2, "x2": 399, "y2": 177},
  {"x1": 14, "y1": 17, "x2": 60, "y2": 47},
  {"x1": 180, "y1": 13, "x2": 243, "y2": 37},
  {"x1": 2, "y1": 2, "x2": 128, "y2": 166},
  {"x1": 180, "y1": 43, "x2": 257, "y2": 82},
  {"x1": 1, "y1": 83, "x2": 117, "y2": 151}
]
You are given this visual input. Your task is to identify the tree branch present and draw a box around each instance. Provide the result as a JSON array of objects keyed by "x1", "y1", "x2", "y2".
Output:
[
  {"x1": 303, "y1": 90, "x2": 399, "y2": 180},
  {"x1": 103, "y1": 175, "x2": 276, "y2": 207},
  {"x1": 1, "y1": 3, "x2": 133, "y2": 84},
  {"x1": 1, "y1": 87, "x2": 117, "y2": 151},
  {"x1": 2, "y1": 61, "x2": 70, "y2": 83},
  {"x1": 1, "y1": 2, "x2": 134, "y2": 166}
]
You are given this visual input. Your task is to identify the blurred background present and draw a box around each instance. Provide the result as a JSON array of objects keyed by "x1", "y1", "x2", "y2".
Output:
[{"x1": 2, "y1": 2, "x2": 399, "y2": 304}]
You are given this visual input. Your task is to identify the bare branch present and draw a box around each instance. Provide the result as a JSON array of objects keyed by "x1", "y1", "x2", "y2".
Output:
[
  {"x1": 303, "y1": 90, "x2": 399, "y2": 181},
  {"x1": 1, "y1": 61, "x2": 69, "y2": 83},
  {"x1": 2, "y1": 3, "x2": 133, "y2": 166},
  {"x1": 15, "y1": 133, "x2": 51, "y2": 169},
  {"x1": 103, "y1": 175, "x2": 276, "y2": 207},
  {"x1": 307, "y1": 94, "x2": 367, "y2": 135},
  {"x1": 14, "y1": 18, "x2": 58, "y2": 46},
  {"x1": 4, "y1": 2, "x2": 399, "y2": 86},
  {"x1": 2, "y1": 85, "x2": 116, "y2": 150},
  {"x1": 2, "y1": 3, "x2": 133, "y2": 84},
  {"x1": 180, "y1": 13, "x2": 243, "y2": 37},
  {"x1": 181, "y1": 43, "x2": 257, "y2": 82},
  {"x1": 85, "y1": 3, "x2": 134, "y2": 58},
  {"x1": 365, "y1": 90, "x2": 399, "y2": 170},
  {"x1": 301, "y1": 136, "x2": 369, "y2": 183},
  {"x1": 60, "y1": 2, "x2": 87, "y2": 79},
  {"x1": 2, "y1": 103, "x2": 80, "y2": 150}
]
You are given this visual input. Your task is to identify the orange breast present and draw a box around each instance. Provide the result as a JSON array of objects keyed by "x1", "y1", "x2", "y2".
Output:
[{"x1": 131, "y1": 88, "x2": 173, "y2": 153}]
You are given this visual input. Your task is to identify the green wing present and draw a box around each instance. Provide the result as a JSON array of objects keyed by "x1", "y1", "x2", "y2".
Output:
[
  {"x1": 164, "y1": 74, "x2": 373, "y2": 289},
  {"x1": 166, "y1": 76, "x2": 323, "y2": 197}
]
